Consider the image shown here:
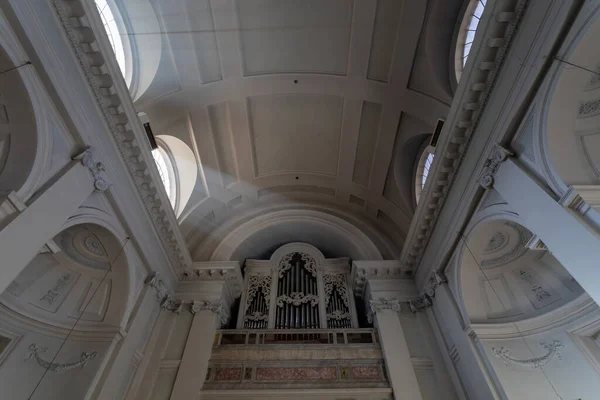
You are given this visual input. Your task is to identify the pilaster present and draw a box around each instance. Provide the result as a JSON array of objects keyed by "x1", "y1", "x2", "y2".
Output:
[
  {"x1": 169, "y1": 261, "x2": 242, "y2": 400},
  {"x1": 352, "y1": 260, "x2": 422, "y2": 400}
]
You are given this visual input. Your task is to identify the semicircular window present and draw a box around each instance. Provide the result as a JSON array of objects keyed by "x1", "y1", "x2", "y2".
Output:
[
  {"x1": 152, "y1": 147, "x2": 176, "y2": 208},
  {"x1": 415, "y1": 149, "x2": 435, "y2": 204},
  {"x1": 95, "y1": 0, "x2": 127, "y2": 76},
  {"x1": 455, "y1": 0, "x2": 487, "y2": 81}
]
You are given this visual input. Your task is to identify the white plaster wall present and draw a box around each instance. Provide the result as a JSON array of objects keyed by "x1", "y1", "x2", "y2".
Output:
[
  {"x1": 482, "y1": 329, "x2": 600, "y2": 400},
  {"x1": 0, "y1": 312, "x2": 116, "y2": 400}
]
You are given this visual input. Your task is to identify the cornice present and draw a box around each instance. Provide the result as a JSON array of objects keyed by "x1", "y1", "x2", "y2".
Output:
[
  {"x1": 400, "y1": 0, "x2": 528, "y2": 271},
  {"x1": 51, "y1": 0, "x2": 191, "y2": 277},
  {"x1": 351, "y1": 260, "x2": 410, "y2": 298}
]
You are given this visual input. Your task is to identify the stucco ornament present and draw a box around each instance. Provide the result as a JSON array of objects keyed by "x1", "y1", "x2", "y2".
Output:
[
  {"x1": 479, "y1": 145, "x2": 513, "y2": 189},
  {"x1": 276, "y1": 292, "x2": 319, "y2": 307},
  {"x1": 192, "y1": 300, "x2": 230, "y2": 326},
  {"x1": 26, "y1": 344, "x2": 97, "y2": 372},
  {"x1": 73, "y1": 148, "x2": 111, "y2": 192},
  {"x1": 367, "y1": 298, "x2": 401, "y2": 323},
  {"x1": 492, "y1": 341, "x2": 564, "y2": 369}
]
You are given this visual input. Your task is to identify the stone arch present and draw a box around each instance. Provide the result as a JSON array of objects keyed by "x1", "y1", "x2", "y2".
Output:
[
  {"x1": 0, "y1": 221, "x2": 133, "y2": 330},
  {"x1": 0, "y1": 16, "x2": 53, "y2": 200},
  {"x1": 539, "y1": 4, "x2": 600, "y2": 193},
  {"x1": 455, "y1": 210, "x2": 584, "y2": 325}
]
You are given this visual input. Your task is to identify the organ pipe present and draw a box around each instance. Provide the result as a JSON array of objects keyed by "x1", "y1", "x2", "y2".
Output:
[{"x1": 244, "y1": 252, "x2": 355, "y2": 330}]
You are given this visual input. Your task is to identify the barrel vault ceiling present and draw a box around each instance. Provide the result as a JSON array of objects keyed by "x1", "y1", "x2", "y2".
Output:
[{"x1": 133, "y1": 0, "x2": 462, "y2": 259}]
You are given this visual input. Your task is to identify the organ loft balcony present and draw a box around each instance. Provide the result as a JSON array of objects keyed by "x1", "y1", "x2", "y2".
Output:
[{"x1": 200, "y1": 243, "x2": 392, "y2": 394}]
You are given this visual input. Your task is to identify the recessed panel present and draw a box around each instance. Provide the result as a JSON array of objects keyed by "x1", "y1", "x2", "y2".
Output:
[
  {"x1": 367, "y1": 0, "x2": 403, "y2": 82},
  {"x1": 249, "y1": 94, "x2": 343, "y2": 177},
  {"x1": 185, "y1": 0, "x2": 223, "y2": 83},
  {"x1": 207, "y1": 102, "x2": 239, "y2": 186},
  {"x1": 353, "y1": 101, "x2": 382, "y2": 186},
  {"x1": 238, "y1": 0, "x2": 353, "y2": 75}
]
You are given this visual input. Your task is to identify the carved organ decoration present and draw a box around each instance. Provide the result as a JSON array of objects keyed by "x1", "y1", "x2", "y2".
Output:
[
  {"x1": 243, "y1": 275, "x2": 271, "y2": 329},
  {"x1": 324, "y1": 273, "x2": 352, "y2": 328},
  {"x1": 238, "y1": 244, "x2": 358, "y2": 330},
  {"x1": 275, "y1": 252, "x2": 320, "y2": 329}
]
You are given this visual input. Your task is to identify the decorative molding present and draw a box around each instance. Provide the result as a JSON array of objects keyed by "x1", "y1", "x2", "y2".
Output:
[
  {"x1": 484, "y1": 232, "x2": 507, "y2": 253},
  {"x1": 26, "y1": 343, "x2": 97, "y2": 372},
  {"x1": 408, "y1": 295, "x2": 433, "y2": 313},
  {"x1": 326, "y1": 310, "x2": 351, "y2": 321},
  {"x1": 278, "y1": 252, "x2": 318, "y2": 278},
  {"x1": 83, "y1": 234, "x2": 106, "y2": 256},
  {"x1": 144, "y1": 272, "x2": 182, "y2": 314},
  {"x1": 72, "y1": 148, "x2": 110, "y2": 192},
  {"x1": 578, "y1": 98, "x2": 600, "y2": 118},
  {"x1": 400, "y1": 0, "x2": 528, "y2": 270},
  {"x1": 367, "y1": 298, "x2": 401, "y2": 323},
  {"x1": 481, "y1": 221, "x2": 531, "y2": 268},
  {"x1": 519, "y1": 270, "x2": 551, "y2": 302},
  {"x1": 492, "y1": 341, "x2": 564, "y2": 369},
  {"x1": 560, "y1": 185, "x2": 600, "y2": 214},
  {"x1": 245, "y1": 275, "x2": 272, "y2": 313},
  {"x1": 192, "y1": 300, "x2": 229, "y2": 326},
  {"x1": 352, "y1": 261, "x2": 408, "y2": 298},
  {"x1": 276, "y1": 293, "x2": 319, "y2": 308},
  {"x1": 40, "y1": 273, "x2": 74, "y2": 305},
  {"x1": 52, "y1": 0, "x2": 190, "y2": 276},
  {"x1": 409, "y1": 271, "x2": 446, "y2": 313},
  {"x1": 479, "y1": 145, "x2": 514, "y2": 189},
  {"x1": 422, "y1": 271, "x2": 448, "y2": 298},
  {"x1": 210, "y1": 345, "x2": 383, "y2": 361},
  {"x1": 244, "y1": 312, "x2": 269, "y2": 322},
  {"x1": 323, "y1": 273, "x2": 349, "y2": 308}
]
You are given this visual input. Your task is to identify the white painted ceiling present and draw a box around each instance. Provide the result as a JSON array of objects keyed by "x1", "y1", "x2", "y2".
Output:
[{"x1": 129, "y1": 0, "x2": 464, "y2": 260}]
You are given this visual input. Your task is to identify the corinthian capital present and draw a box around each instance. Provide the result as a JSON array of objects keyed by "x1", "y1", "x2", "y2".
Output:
[
  {"x1": 191, "y1": 300, "x2": 229, "y2": 326},
  {"x1": 367, "y1": 298, "x2": 401, "y2": 323}
]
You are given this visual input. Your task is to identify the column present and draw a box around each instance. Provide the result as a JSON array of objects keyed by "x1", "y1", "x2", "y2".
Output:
[
  {"x1": 432, "y1": 284, "x2": 505, "y2": 400},
  {"x1": 169, "y1": 300, "x2": 224, "y2": 400},
  {"x1": 493, "y1": 157, "x2": 600, "y2": 306},
  {"x1": 0, "y1": 149, "x2": 107, "y2": 294},
  {"x1": 370, "y1": 298, "x2": 423, "y2": 400}
]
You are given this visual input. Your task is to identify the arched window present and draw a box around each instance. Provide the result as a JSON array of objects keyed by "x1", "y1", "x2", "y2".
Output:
[
  {"x1": 95, "y1": 0, "x2": 127, "y2": 77},
  {"x1": 455, "y1": 0, "x2": 487, "y2": 81},
  {"x1": 152, "y1": 147, "x2": 176, "y2": 208},
  {"x1": 415, "y1": 147, "x2": 435, "y2": 204}
]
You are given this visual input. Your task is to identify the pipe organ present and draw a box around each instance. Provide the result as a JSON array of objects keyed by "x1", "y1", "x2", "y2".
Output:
[{"x1": 237, "y1": 244, "x2": 358, "y2": 329}]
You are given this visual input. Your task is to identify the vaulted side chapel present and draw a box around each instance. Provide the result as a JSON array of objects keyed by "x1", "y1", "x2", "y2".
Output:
[{"x1": 1, "y1": 0, "x2": 600, "y2": 399}]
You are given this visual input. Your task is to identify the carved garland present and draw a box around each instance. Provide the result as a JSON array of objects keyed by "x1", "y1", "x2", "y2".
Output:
[
  {"x1": 326, "y1": 310, "x2": 351, "y2": 321},
  {"x1": 492, "y1": 341, "x2": 563, "y2": 369},
  {"x1": 323, "y1": 273, "x2": 349, "y2": 308},
  {"x1": 244, "y1": 311, "x2": 269, "y2": 322},
  {"x1": 245, "y1": 275, "x2": 272, "y2": 313},
  {"x1": 276, "y1": 292, "x2": 319, "y2": 307},
  {"x1": 26, "y1": 344, "x2": 97, "y2": 372},
  {"x1": 278, "y1": 252, "x2": 318, "y2": 278}
]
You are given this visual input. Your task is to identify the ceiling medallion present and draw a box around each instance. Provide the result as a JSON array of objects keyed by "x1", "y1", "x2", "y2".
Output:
[
  {"x1": 480, "y1": 222, "x2": 532, "y2": 268},
  {"x1": 484, "y1": 232, "x2": 507, "y2": 253},
  {"x1": 83, "y1": 235, "x2": 106, "y2": 257}
]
